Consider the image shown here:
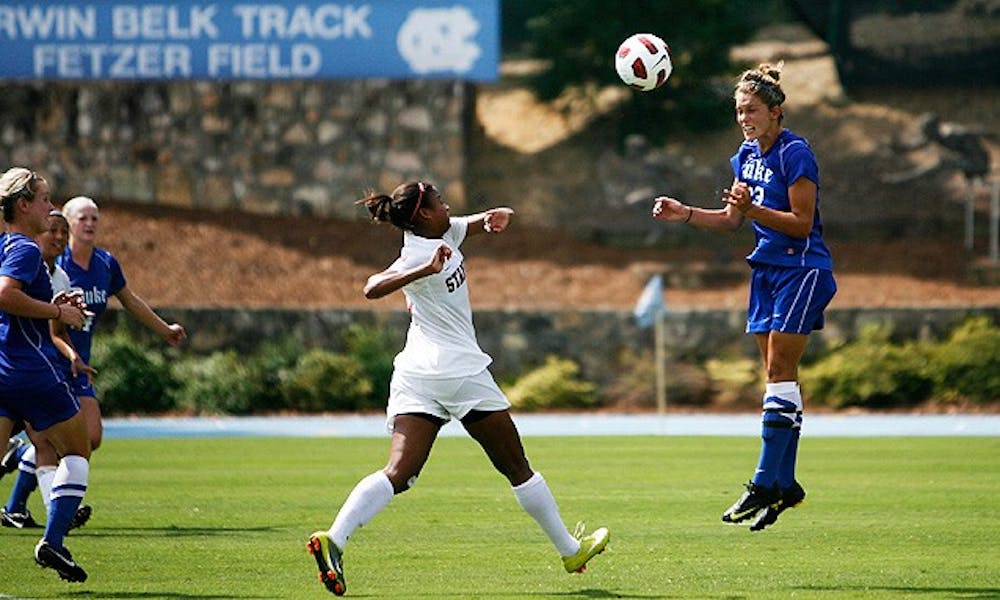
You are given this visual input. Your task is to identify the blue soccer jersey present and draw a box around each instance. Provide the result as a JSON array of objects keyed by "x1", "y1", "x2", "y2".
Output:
[
  {"x1": 0, "y1": 233, "x2": 64, "y2": 389},
  {"x1": 730, "y1": 129, "x2": 833, "y2": 270},
  {"x1": 56, "y1": 246, "x2": 126, "y2": 364}
]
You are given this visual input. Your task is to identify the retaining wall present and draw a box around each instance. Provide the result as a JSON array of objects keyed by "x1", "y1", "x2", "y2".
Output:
[{"x1": 100, "y1": 306, "x2": 1000, "y2": 384}]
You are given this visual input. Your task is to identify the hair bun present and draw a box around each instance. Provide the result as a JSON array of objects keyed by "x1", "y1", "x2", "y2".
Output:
[{"x1": 757, "y1": 61, "x2": 784, "y2": 83}]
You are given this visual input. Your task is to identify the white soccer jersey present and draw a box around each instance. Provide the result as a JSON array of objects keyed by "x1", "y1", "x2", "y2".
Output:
[
  {"x1": 49, "y1": 263, "x2": 71, "y2": 297},
  {"x1": 390, "y1": 217, "x2": 492, "y2": 379}
]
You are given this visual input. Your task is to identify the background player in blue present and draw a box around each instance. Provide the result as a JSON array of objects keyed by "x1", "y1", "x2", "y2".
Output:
[
  {"x1": 0, "y1": 167, "x2": 92, "y2": 581},
  {"x1": 57, "y1": 196, "x2": 186, "y2": 469},
  {"x1": 307, "y1": 182, "x2": 609, "y2": 596},
  {"x1": 651, "y1": 63, "x2": 836, "y2": 531},
  {"x1": 2, "y1": 210, "x2": 96, "y2": 530}
]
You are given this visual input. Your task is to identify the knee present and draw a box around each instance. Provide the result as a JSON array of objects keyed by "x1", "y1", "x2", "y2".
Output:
[
  {"x1": 493, "y1": 457, "x2": 533, "y2": 486},
  {"x1": 383, "y1": 467, "x2": 419, "y2": 495}
]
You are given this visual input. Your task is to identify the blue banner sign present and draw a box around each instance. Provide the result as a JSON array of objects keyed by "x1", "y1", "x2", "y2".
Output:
[{"x1": 0, "y1": 1, "x2": 498, "y2": 81}]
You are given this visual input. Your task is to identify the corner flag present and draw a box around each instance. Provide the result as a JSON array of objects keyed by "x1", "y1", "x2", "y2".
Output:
[{"x1": 633, "y1": 274, "x2": 666, "y2": 329}]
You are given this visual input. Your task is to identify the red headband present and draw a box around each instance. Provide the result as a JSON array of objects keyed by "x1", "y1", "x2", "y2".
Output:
[{"x1": 409, "y1": 182, "x2": 426, "y2": 222}]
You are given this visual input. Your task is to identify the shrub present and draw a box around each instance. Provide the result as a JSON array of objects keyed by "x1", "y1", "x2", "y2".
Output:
[
  {"x1": 279, "y1": 349, "x2": 374, "y2": 412},
  {"x1": 925, "y1": 317, "x2": 1000, "y2": 403},
  {"x1": 704, "y1": 356, "x2": 763, "y2": 408},
  {"x1": 505, "y1": 356, "x2": 599, "y2": 411},
  {"x1": 90, "y1": 329, "x2": 177, "y2": 415},
  {"x1": 173, "y1": 351, "x2": 257, "y2": 415},
  {"x1": 244, "y1": 337, "x2": 305, "y2": 412},
  {"x1": 343, "y1": 323, "x2": 396, "y2": 407},
  {"x1": 801, "y1": 324, "x2": 934, "y2": 409}
]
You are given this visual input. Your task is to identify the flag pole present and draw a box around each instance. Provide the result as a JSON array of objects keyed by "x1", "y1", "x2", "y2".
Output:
[{"x1": 655, "y1": 308, "x2": 667, "y2": 415}]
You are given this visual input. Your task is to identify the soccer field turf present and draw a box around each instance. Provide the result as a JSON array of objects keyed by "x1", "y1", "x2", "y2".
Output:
[{"x1": 0, "y1": 436, "x2": 997, "y2": 599}]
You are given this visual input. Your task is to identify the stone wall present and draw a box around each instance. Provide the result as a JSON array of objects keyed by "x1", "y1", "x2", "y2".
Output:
[
  {"x1": 0, "y1": 80, "x2": 472, "y2": 217},
  {"x1": 100, "y1": 306, "x2": 1000, "y2": 385}
]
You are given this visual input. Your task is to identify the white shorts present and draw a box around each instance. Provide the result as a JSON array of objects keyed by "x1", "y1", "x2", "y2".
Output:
[{"x1": 385, "y1": 369, "x2": 511, "y2": 433}]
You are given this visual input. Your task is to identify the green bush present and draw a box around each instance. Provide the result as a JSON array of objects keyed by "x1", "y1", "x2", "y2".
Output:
[
  {"x1": 704, "y1": 356, "x2": 763, "y2": 408},
  {"x1": 90, "y1": 329, "x2": 177, "y2": 415},
  {"x1": 343, "y1": 324, "x2": 396, "y2": 407},
  {"x1": 279, "y1": 349, "x2": 374, "y2": 412},
  {"x1": 173, "y1": 351, "x2": 257, "y2": 415},
  {"x1": 505, "y1": 356, "x2": 599, "y2": 411},
  {"x1": 244, "y1": 337, "x2": 304, "y2": 412},
  {"x1": 801, "y1": 324, "x2": 934, "y2": 409},
  {"x1": 925, "y1": 317, "x2": 1000, "y2": 403}
]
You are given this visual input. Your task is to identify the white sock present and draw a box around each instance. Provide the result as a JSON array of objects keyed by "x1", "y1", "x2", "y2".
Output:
[
  {"x1": 328, "y1": 471, "x2": 395, "y2": 550},
  {"x1": 19, "y1": 445, "x2": 36, "y2": 474},
  {"x1": 512, "y1": 472, "x2": 579, "y2": 557},
  {"x1": 36, "y1": 466, "x2": 58, "y2": 514},
  {"x1": 51, "y1": 455, "x2": 89, "y2": 501}
]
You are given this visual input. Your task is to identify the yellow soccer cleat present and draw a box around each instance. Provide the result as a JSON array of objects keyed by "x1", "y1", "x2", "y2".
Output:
[
  {"x1": 307, "y1": 531, "x2": 346, "y2": 596},
  {"x1": 562, "y1": 522, "x2": 610, "y2": 573}
]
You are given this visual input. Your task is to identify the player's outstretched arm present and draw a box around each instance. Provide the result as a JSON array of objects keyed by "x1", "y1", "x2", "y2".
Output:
[
  {"x1": 466, "y1": 207, "x2": 514, "y2": 236},
  {"x1": 115, "y1": 285, "x2": 187, "y2": 346}
]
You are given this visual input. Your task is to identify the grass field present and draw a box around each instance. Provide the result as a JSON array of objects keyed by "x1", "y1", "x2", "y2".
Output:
[{"x1": 0, "y1": 435, "x2": 997, "y2": 599}]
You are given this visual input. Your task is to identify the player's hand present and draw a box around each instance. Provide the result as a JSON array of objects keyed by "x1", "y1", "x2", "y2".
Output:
[
  {"x1": 54, "y1": 302, "x2": 86, "y2": 329},
  {"x1": 483, "y1": 207, "x2": 514, "y2": 233},
  {"x1": 722, "y1": 182, "x2": 752, "y2": 213},
  {"x1": 652, "y1": 196, "x2": 689, "y2": 222},
  {"x1": 163, "y1": 323, "x2": 187, "y2": 347},
  {"x1": 71, "y1": 357, "x2": 97, "y2": 384},
  {"x1": 427, "y1": 244, "x2": 452, "y2": 273}
]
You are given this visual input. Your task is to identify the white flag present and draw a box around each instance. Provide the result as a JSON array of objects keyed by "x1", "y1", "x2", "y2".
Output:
[{"x1": 633, "y1": 274, "x2": 666, "y2": 329}]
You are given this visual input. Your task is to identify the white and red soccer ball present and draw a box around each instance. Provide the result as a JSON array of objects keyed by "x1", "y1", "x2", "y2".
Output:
[{"x1": 615, "y1": 33, "x2": 673, "y2": 92}]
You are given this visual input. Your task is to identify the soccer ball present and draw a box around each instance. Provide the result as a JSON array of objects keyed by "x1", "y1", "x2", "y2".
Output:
[{"x1": 615, "y1": 33, "x2": 673, "y2": 91}]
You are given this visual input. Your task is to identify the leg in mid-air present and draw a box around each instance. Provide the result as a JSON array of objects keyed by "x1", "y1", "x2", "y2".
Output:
[{"x1": 724, "y1": 331, "x2": 808, "y2": 525}]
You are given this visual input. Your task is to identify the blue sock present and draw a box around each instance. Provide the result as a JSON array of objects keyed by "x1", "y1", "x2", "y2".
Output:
[
  {"x1": 777, "y1": 428, "x2": 801, "y2": 489},
  {"x1": 43, "y1": 455, "x2": 89, "y2": 549},
  {"x1": 44, "y1": 495, "x2": 82, "y2": 549},
  {"x1": 751, "y1": 382, "x2": 801, "y2": 488},
  {"x1": 752, "y1": 420, "x2": 793, "y2": 488},
  {"x1": 5, "y1": 465, "x2": 38, "y2": 514}
]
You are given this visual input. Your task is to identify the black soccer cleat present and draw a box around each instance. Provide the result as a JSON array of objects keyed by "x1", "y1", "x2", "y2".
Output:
[
  {"x1": 1, "y1": 507, "x2": 42, "y2": 529},
  {"x1": 34, "y1": 540, "x2": 88, "y2": 582},
  {"x1": 70, "y1": 505, "x2": 92, "y2": 531},
  {"x1": 750, "y1": 481, "x2": 806, "y2": 532},
  {"x1": 722, "y1": 481, "x2": 781, "y2": 524}
]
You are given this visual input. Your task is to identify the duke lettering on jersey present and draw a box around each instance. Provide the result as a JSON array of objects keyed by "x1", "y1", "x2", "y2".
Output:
[
  {"x1": 741, "y1": 158, "x2": 774, "y2": 185},
  {"x1": 80, "y1": 286, "x2": 107, "y2": 307}
]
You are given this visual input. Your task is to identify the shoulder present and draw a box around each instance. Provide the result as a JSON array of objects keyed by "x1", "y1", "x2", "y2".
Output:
[
  {"x1": 446, "y1": 217, "x2": 468, "y2": 243},
  {"x1": 732, "y1": 141, "x2": 756, "y2": 161},
  {"x1": 778, "y1": 130, "x2": 814, "y2": 157},
  {"x1": 4, "y1": 234, "x2": 40, "y2": 255},
  {"x1": 93, "y1": 247, "x2": 121, "y2": 267}
]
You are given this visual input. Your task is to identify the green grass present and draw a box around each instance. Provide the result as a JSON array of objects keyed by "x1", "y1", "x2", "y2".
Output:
[{"x1": 1, "y1": 435, "x2": 998, "y2": 599}]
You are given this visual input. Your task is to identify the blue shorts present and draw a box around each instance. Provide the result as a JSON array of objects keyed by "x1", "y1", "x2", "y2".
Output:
[
  {"x1": 0, "y1": 381, "x2": 81, "y2": 432},
  {"x1": 67, "y1": 372, "x2": 97, "y2": 398},
  {"x1": 746, "y1": 264, "x2": 836, "y2": 335}
]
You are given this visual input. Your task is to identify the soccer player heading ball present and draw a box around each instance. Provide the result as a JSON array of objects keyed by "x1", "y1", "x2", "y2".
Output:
[{"x1": 652, "y1": 63, "x2": 836, "y2": 531}]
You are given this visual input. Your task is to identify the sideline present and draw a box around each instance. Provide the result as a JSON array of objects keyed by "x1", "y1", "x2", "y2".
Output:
[{"x1": 103, "y1": 413, "x2": 1000, "y2": 439}]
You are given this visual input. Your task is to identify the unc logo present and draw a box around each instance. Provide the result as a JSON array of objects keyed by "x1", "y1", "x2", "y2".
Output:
[{"x1": 397, "y1": 7, "x2": 481, "y2": 74}]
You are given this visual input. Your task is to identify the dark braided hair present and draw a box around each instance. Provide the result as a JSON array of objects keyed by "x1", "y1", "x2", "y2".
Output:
[
  {"x1": 735, "y1": 62, "x2": 786, "y2": 122},
  {"x1": 356, "y1": 181, "x2": 432, "y2": 231}
]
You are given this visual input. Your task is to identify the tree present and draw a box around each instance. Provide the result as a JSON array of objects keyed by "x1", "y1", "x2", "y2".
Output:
[{"x1": 510, "y1": 1, "x2": 766, "y2": 139}]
